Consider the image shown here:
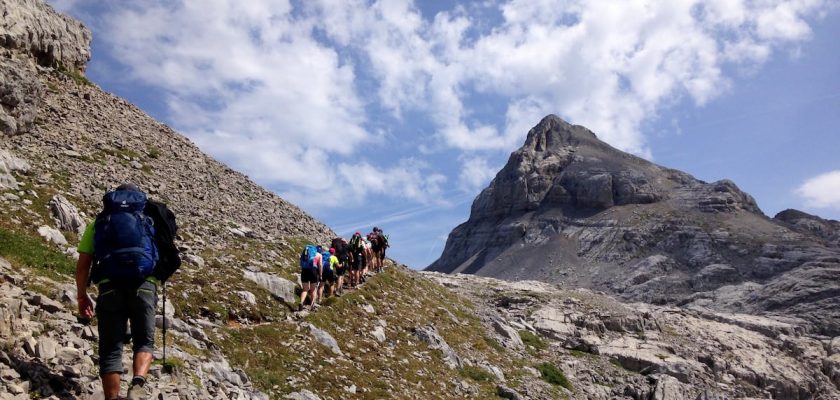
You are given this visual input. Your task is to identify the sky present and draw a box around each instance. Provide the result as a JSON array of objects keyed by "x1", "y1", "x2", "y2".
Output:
[{"x1": 50, "y1": 0, "x2": 840, "y2": 269}]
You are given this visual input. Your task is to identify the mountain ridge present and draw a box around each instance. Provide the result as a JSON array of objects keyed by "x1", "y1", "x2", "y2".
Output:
[{"x1": 429, "y1": 113, "x2": 840, "y2": 336}]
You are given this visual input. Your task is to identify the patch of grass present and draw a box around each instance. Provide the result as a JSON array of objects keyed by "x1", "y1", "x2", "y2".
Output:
[
  {"x1": 536, "y1": 362, "x2": 573, "y2": 391},
  {"x1": 0, "y1": 226, "x2": 75, "y2": 279},
  {"x1": 57, "y1": 64, "x2": 92, "y2": 86},
  {"x1": 569, "y1": 350, "x2": 595, "y2": 359},
  {"x1": 482, "y1": 334, "x2": 505, "y2": 353},
  {"x1": 519, "y1": 330, "x2": 547, "y2": 351},
  {"x1": 459, "y1": 365, "x2": 494, "y2": 382},
  {"x1": 147, "y1": 147, "x2": 161, "y2": 159},
  {"x1": 154, "y1": 356, "x2": 185, "y2": 371}
]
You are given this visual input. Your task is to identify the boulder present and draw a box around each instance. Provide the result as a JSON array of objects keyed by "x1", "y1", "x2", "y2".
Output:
[
  {"x1": 243, "y1": 271, "x2": 295, "y2": 303},
  {"x1": 37, "y1": 226, "x2": 68, "y2": 246},
  {"x1": 0, "y1": 148, "x2": 29, "y2": 189},
  {"x1": 414, "y1": 325, "x2": 462, "y2": 369},
  {"x1": 284, "y1": 390, "x2": 321, "y2": 400},
  {"x1": 371, "y1": 326, "x2": 386, "y2": 343},
  {"x1": 307, "y1": 323, "x2": 342, "y2": 356},
  {"x1": 49, "y1": 195, "x2": 86, "y2": 235}
]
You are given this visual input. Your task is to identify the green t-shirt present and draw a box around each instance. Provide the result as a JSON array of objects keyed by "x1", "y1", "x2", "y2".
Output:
[
  {"x1": 328, "y1": 255, "x2": 339, "y2": 272},
  {"x1": 77, "y1": 223, "x2": 95, "y2": 254}
]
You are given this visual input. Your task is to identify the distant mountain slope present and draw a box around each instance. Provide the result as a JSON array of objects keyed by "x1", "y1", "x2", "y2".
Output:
[{"x1": 428, "y1": 114, "x2": 840, "y2": 335}]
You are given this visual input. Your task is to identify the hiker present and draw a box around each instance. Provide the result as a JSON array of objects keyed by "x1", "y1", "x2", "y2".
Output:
[
  {"x1": 75, "y1": 183, "x2": 180, "y2": 400},
  {"x1": 348, "y1": 232, "x2": 364, "y2": 288},
  {"x1": 299, "y1": 244, "x2": 322, "y2": 311},
  {"x1": 334, "y1": 238, "x2": 349, "y2": 295},
  {"x1": 361, "y1": 236, "x2": 373, "y2": 281},
  {"x1": 374, "y1": 227, "x2": 389, "y2": 268},
  {"x1": 322, "y1": 248, "x2": 339, "y2": 297},
  {"x1": 369, "y1": 228, "x2": 384, "y2": 273},
  {"x1": 317, "y1": 247, "x2": 334, "y2": 301}
]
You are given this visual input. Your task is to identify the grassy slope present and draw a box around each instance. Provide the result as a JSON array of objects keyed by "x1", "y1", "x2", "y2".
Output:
[{"x1": 216, "y1": 265, "x2": 519, "y2": 399}]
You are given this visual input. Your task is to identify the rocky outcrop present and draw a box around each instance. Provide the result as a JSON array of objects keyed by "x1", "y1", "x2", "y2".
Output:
[
  {"x1": 0, "y1": 148, "x2": 29, "y2": 189},
  {"x1": 0, "y1": 57, "x2": 43, "y2": 136},
  {"x1": 424, "y1": 272, "x2": 840, "y2": 400},
  {"x1": 428, "y1": 114, "x2": 840, "y2": 335},
  {"x1": 0, "y1": 0, "x2": 91, "y2": 70},
  {"x1": 243, "y1": 271, "x2": 296, "y2": 304},
  {"x1": 48, "y1": 194, "x2": 85, "y2": 235},
  {"x1": 1, "y1": 0, "x2": 90, "y2": 136},
  {"x1": 775, "y1": 208, "x2": 840, "y2": 245},
  {"x1": 414, "y1": 325, "x2": 463, "y2": 369}
]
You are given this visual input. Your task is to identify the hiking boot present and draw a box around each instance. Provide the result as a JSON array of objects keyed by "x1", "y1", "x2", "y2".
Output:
[
  {"x1": 298, "y1": 303, "x2": 304, "y2": 312},
  {"x1": 127, "y1": 383, "x2": 148, "y2": 400}
]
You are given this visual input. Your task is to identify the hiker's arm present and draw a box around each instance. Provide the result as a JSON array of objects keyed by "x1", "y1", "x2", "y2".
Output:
[{"x1": 75, "y1": 252, "x2": 94, "y2": 319}]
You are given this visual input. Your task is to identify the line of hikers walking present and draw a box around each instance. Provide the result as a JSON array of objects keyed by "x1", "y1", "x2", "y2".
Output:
[{"x1": 298, "y1": 227, "x2": 389, "y2": 311}]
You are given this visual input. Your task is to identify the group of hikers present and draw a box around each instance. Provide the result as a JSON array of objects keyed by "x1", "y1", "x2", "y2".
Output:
[
  {"x1": 72, "y1": 183, "x2": 390, "y2": 399},
  {"x1": 297, "y1": 228, "x2": 390, "y2": 311}
]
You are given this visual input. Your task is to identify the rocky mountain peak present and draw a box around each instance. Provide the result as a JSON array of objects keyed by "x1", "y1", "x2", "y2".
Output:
[
  {"x1": 430, "y1": 115, "x2": 840, "y2": 336},
  {"x1": 522, "y1": 114, "x2": 599, "y2": 152}
]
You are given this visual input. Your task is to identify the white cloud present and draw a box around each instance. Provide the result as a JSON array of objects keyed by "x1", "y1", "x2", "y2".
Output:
[
  {"x1": 305, "y1": 0, "x2": 832, "y2": 160},
  {"x1": 89, "y1": 0, "x2": 368, "y2": 190},
  {"x1": 458, "y1": 156, "x2": 499, "y2": 192},
  {"x1": 796, "y1": 170, "x2": 840, "y2": 209},
  {"x1": 53, "y1": 0, "x2": 835, "y2": 209},
  {"x1": 279, "y1": 158, "x2": 448, "y2": 210}
]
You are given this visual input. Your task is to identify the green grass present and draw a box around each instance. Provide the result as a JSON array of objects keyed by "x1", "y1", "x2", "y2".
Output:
[
  {"x1": 459, "y1": 365, "x2": 495, "y2": 382},
  {"x1": 569, "y1": 350, "x2": 596, "y2": 359},
  {"x1": 147, "y1": 147, "x2": 161, "y2": 159},
  {"x1": 154, "y1": 356, "x2": 185, "y2": 371},
  {"x1": 482, "y1": 334, "x2": 505, "y2": 352},
  {"x1": 215, "y1": 267, "x2": 511, "y2": 399},
  {"x1": 519, "y1": 330, "x2": 547, "y2": 351},
  {"x1": 57, "y1": 64, "x2": 92, "y2": 86},
  {"x1": 0, "y1": 226, "x2": 75, "y2": 279},
  {"x1": 536, "y1": 362, "x2": 573, "y2": 391}
]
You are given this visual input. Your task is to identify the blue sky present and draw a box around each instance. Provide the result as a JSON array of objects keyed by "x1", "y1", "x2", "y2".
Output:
[{"x1": 50, "y1": 0, "x2": 840, "y2": 269}]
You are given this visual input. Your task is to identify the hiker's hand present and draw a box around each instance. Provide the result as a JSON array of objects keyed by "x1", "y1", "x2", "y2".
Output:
[{"x1": 77, "y1": 293, "x2": 94, "y2": 319}]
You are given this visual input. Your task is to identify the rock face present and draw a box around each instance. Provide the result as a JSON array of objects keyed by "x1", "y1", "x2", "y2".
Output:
[
  {"x1": 428, "y1": 115, "x2": 840, "y2": 335},
  {"x1": 424, "y1": 272, "x2": 840, "y2": 400},
  {"x1": 0, "y1": 0, "x2": 92, "y2": 70},
  {"x1": 1, "y1": 0, "x2": 90, "y2": 136}
]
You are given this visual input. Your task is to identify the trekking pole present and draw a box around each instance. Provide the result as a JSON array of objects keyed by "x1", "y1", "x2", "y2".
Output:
[{"x1": 162, "y1": 281, "x2": 171, "y2": 374}]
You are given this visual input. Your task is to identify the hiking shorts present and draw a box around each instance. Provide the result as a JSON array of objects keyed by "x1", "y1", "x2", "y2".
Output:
[
  {"x1": 351, "y1": 255, "x2": 362, "y2": 271},
  {"x1": 323, "y1": 271, "x2": 336, "y2": 283},
  {"x1": 96, "y1": 279, "x2": 157, "y2": 374},
  {"x1": 301, "y1": 268, "x2": 319, "y2": 284},
  {"x1": 336, "y1": 266, "x2": 347, "y2": 277}
]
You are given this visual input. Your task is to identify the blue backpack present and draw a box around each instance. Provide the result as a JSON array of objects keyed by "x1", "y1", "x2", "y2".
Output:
[
  {"x1": 92, "y1": 190, "x2": 158, "y2": 282},
  {"x1": 321, "y1": 250, "x2": 333, "y2": 275},
  {"x1": 299, "y1": 245, "x2": 319, "y2": 270}
]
